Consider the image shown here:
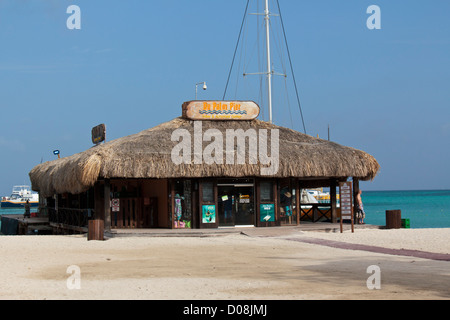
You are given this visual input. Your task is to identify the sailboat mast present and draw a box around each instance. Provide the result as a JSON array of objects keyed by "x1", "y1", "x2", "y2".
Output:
[{"x1": 264, "y1": 0, "x2": 273, "y2": 123}]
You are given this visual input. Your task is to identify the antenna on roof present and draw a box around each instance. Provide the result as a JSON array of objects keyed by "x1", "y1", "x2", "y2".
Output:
[{"x1": 53, "y1": 150, "x2": 60, "y2": 159}]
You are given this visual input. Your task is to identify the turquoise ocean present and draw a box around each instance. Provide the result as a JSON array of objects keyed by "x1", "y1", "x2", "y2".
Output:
[
  {"x1": 0, "y1": 207, "x2": 38, "y2": 228},
  {"x1": 1, "y1": 190, "x2": 449, "y2": 230},
  {"x1": 361, "y1": 190, "x2": 450, "y2": 229}
]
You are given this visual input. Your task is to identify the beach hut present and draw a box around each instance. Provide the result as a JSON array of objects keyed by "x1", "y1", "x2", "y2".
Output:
[{"x1": 29, "y1": 101, "x2": 379, "y2": 233}]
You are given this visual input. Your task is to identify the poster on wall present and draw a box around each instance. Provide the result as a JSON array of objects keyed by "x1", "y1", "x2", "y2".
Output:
[
  {"x1": 111, "y1": 199, "x2": 120, "y2": 212},
  {"x1": 239, "y1": 194, "x2": 250, "y2": 203},
  {"x1": 260, "y1": 204, "x2": 275, "y2": 222},
  {"x1": 202, "y1": 205, "x2": 216, "y2": 223}
]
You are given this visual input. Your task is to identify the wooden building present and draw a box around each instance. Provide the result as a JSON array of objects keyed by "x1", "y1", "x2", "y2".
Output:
[{"x1": 29, "y1": 101, "x2": 379, "y2": 234}]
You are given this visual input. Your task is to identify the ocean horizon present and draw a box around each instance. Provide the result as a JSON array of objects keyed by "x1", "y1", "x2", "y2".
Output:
[
  {"x1": 1, "y1": 189, "x2": 449, "y2": 230},
  {"x1": 361, "y1": 189, "x2": 450, "y2": 229}
]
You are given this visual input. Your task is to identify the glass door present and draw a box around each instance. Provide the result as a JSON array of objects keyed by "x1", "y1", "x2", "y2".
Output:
[
  {"x1": 218, "y1": 186, "x2": 234, "y2": 227},
  {"x1": 218, "y1": 182, "x2": 255, "y2": 226},
  {"x1": 234, "y1": 186, "x2": 254, "y2": 226}
]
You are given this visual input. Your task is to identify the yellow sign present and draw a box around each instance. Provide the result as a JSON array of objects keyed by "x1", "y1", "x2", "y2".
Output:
[{"x1": 182, "y1": 101, "x2": 260, "y2": 120}]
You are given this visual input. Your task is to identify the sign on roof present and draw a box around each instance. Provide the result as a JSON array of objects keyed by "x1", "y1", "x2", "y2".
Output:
[
  {"x1": 91, "y1": 123, "x2": 106, "y2": 145},
  {"x1": 182, "y1": 101, "x2": 260, "y2": 120}
]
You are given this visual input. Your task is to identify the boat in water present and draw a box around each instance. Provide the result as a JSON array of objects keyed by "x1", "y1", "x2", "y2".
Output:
[
  {"x1": 307, "y1": 188, "x2": 331, "y2": 202},
  {"x1": 1, "y1": 185, "x2": 39, "y2": 208}
]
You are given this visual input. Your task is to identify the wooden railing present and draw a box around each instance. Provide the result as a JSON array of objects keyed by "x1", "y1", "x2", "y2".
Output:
[
  {"x1": 300, "y1": 203, "x2": 332, "y2": 222},
  {"x1": 111, "y1": 198, "x2": 140, "y2": 228},
  {"x1": 48, "y1": 208, "x2": 94, "y2": 229}
]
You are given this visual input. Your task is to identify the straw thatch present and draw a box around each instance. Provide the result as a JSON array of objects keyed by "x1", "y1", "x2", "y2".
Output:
[{"x1": 29, "y1": 117, "x2": 379, "y2": 197}]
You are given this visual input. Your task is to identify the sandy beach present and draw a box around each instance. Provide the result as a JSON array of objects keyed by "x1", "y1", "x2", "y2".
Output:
[{"x1": 0, "y1": 228, "x2": 449, "y2": 300}]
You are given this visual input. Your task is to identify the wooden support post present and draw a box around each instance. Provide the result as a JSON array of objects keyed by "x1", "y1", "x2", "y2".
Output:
[
  {"x1": 255, "y1": 179, "x2": 260, "y2": 227},
  {"x1": 170, "y1": 179, "x2": 175, "y2": 229},
  {"x1": 104, "y1": 179, "x2": 111, "y2": 231},
  {"x1": 352, "y1": 178, "x2": 359, "y2": 231},
  {"x1": 330, "y1": 179, "x2": 337, "y2": 223},
  {"x1": 275, "y1": 180, "x2": 280, "y2": 226},
  {"x1": 192, "y1": 179, "x2": 198, "y2": 229},
  {"x1": 295, "y1": 179, "x2": 300, "y2": 225},
  {"x1": 94, "y1": 182, "x2": 103, "y2": 221}
]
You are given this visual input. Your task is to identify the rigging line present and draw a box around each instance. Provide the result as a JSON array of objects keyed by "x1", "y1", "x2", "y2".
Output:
[
  {"x1": 270, "y1": 18, "x2": 287, "y2": 76},
  {"x1": 272, "y1": 16, "x2": 293, "y2": 127},
  {"x1": 275, "y1": 19, "x2": 288, "y2": 76},
  {"x1": 284, "y1": 76, "x2": 295, "y2": 130},
  {"x1": 276, "y1": 0, "x2": 307, "y2": 134},
  {"x1": 223, "y1": 0, "x2": 250, "y2": 100},
  {"x1": 242, "y1": 27, "x2": 264, "y2": 76},
  {"x1": 232, "y1": 42, "x2": 242, "y2": 99},
  {"x1": 234, "y1": 8, "x2": 248, "y2": 100}
]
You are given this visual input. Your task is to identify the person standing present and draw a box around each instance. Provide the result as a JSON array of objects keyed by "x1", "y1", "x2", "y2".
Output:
[
  {"x1": 356, "y1": 190, "x2": 365, "y2": 224},
  {"x1": 24, "y1": 200, "x2": 31, "y2": 218}
]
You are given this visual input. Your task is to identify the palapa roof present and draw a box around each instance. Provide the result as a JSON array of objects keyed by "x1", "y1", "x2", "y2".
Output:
[{"x1": 29, "y1": 117, "x2": 380, "y2": 197}]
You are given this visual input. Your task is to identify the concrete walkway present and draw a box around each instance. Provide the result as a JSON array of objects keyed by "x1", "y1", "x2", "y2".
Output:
[
  {"x1": 107, "y1": 222, "x2": 381, "y2": 238},
  {"x1": 283, "y1": 236, "x2": 450, "y2": 262}
]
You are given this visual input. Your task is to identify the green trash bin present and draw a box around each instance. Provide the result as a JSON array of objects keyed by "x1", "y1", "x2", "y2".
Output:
[{"x1": 401, "y1": 218, "x2": 410, "y2": 229}]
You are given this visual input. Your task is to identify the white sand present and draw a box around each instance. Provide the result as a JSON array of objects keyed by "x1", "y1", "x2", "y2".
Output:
[
  {"x1": 302, "y1": 228, "x2": 450, "y2": 255},
  {"x1": 0, "y1": 229, "x2": 449, "y2": 300}
]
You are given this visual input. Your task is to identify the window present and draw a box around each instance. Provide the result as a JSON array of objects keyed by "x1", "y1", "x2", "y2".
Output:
[
  {"x1": 202, "y1": 182, "x2": 214, "y2": 202},
  {"x1": 260, "y1": 181, "x2": 273, "y2": 202},
  {"x1": 173, "y1": 180, "x2": 192, "y2": 229}
]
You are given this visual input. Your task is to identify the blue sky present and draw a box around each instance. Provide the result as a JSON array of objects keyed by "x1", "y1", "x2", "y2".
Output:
[{"x1": 0, "y1": 0, "x2": 449, "y2": 195}]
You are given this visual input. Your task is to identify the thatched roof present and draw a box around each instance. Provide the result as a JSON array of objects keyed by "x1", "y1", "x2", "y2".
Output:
[{"x1": 29, "y1": 117, "x2": 379, "y2": 197}]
